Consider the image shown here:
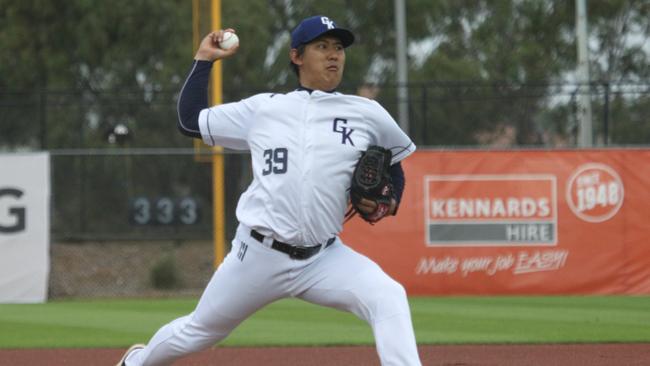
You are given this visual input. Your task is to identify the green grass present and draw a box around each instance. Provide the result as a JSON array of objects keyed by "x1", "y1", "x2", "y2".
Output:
[{"x1": 1, "y1": 296, "x2": 649, "y2": 348}]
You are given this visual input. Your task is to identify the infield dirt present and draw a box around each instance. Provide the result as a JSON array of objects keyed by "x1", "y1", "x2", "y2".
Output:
[{"x1": 1, "y1": 343, "x2": 649, "y2": 365}]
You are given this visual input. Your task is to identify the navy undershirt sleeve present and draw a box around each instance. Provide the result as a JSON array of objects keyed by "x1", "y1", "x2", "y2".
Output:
[
  {"x1": 390, "y1": 162, "x2": 405, "y2": 215},
  {"x1": 177, "y1": 60, "x2": 213, "y2": 138}
]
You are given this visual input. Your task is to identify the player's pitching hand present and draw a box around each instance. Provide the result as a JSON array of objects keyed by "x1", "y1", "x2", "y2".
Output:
[{"x1": 195, "y1": 29, "x2": 239, "y2": 62}]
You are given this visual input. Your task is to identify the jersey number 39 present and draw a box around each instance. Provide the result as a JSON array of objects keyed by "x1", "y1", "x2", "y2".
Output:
[{"x1": 262, "y1": 148, "x2": 288, "y2": 175}]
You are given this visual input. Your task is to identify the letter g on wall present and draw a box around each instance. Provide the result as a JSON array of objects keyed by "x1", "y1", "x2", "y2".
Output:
[{"x1": 0, "y1": 188, "x2": 26, "y2": 233}]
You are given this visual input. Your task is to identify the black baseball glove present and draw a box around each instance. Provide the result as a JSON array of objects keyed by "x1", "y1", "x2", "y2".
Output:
[{"x1": 346, "y1": 145, "x2": 394, "y2": 224}]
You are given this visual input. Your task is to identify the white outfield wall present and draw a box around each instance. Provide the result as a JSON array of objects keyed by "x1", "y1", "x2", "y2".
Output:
[{"x1": 0, "y1": 153, "x2": 50, "y2": 303}]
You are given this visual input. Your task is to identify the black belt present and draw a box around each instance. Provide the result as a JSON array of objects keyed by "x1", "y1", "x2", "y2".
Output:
[{"x1": 250, "y1": 230, "x2": 335, "y2": 260}]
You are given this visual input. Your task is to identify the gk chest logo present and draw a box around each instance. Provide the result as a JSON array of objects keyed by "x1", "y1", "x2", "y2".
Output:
[{"x1": 333, "y1": 118, "x2": 355, "y2": 146}]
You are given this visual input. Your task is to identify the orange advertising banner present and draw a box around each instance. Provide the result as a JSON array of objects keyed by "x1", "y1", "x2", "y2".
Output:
[{"x1": 341, "y1": 149, "x2": 650, "y2": 295}]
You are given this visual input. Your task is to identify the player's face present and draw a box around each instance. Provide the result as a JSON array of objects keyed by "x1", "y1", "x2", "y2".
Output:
[{"x1": 294, "y1": 36, "x2": 345, "y2": 91}]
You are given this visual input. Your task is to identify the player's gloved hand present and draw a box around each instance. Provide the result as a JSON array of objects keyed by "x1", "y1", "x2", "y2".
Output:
[
  {"x1": 347, "y1": 146, "x2": 395, "y2": 224},
  {"x1": 195, "y1": 29, "x2": 239, "y2": 62}
]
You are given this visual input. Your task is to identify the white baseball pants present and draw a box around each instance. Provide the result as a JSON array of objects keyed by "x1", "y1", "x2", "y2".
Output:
[{"x1": 125, "y1": 224, "x2": 421, "y2": 366}]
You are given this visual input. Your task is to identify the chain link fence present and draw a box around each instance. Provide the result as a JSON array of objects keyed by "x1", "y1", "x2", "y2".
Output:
[
  {"x1": 3, "y1": 82, "x2": 650, "y2": 151},
  {"x1": 48, "y1": 150, "x2": 251, "y2": 298}
]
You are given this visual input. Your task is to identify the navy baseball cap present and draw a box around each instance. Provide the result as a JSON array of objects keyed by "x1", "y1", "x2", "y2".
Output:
[{"x1": 290, "y1": 15, "x2": 355, "y2": 49}]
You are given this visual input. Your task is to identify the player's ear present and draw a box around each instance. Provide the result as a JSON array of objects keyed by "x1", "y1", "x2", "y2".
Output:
[{"x1": 289, "y1": 48, "x2": 303, "y2": 66}]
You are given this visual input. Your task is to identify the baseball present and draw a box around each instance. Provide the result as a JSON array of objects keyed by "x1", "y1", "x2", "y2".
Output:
[{"x1": 219, "y1": 31, "x2": 239, "y2": 50}]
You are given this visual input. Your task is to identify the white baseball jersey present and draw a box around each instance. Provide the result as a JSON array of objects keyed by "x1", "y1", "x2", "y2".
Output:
[{"x1": 198, "y1": 89, "x2": 416, "y2": 246}]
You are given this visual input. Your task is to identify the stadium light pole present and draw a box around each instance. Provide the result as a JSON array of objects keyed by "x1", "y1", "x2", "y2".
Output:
[
  {"x1": 394, "y1": 0, "x2": 409, "y2": 133},
  {"x1": 210, "y1": 0, "x2": 226, "y2": 268},
  {"x1": 194, "y1": 0, "x2": 226, "y2": 268},
  {"x1": 576, "y1": 0, "x2": 593, "y2": 147}
]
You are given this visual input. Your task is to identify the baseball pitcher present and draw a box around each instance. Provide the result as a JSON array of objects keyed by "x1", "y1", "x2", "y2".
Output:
[{"x1": 117, "y1": 15, "x2": 421, "y2": 366}]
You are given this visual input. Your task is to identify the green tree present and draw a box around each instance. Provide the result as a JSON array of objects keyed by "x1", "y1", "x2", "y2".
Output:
[
  {"x1": 1, "y1": 0, "x2": 649, "y2": 149},
  {"x1": 0, "y1": 0, "x2": 191, "y2": 148}
]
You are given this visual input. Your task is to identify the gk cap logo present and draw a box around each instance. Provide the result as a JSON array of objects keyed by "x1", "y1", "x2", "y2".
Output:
[{"x1": 321, "y1": 17, "x2": 335, "y2": 29}]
